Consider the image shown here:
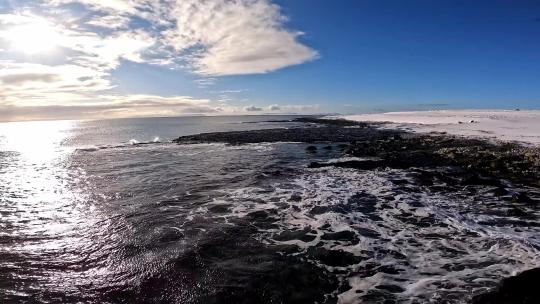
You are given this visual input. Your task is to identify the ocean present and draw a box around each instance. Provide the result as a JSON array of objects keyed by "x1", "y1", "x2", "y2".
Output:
[{"x1": 0, "y1": 116, "x2": 538, "y2": 303}]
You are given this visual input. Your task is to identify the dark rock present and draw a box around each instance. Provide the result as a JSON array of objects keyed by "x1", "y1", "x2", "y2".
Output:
[
  {"x1": 274, "y1": 228, "x2": 316, "y2": 243},
  {"x1": 356, "y1": 228, "x2": 380, "y2": 238},
  {"x1": 174, "y1": 117, "x2": 540, "y2": 188},
  {"x1": 309, "y1": 206, "x2": 330, "y2": 215},
  {"x1": 390, "y1": 179, "x2": 409, "y2": 185},
  {"x1": 289, "y1": 193, "x2": 302, "y2": 202},
  {"x1": 512, "y1": 192, "x2": 537, "y2": 204},
  {"x1": 491, "y1": 187, "x2": 510, "y2": 196},
  {"x1": 292, "y1": 117, "x2": 368, "y2": 127},
  {"x1": 471, "y1": 267, "x2": 540, "y2": 304},
  {"x1": 321, "y1": 231, "x2": 359, "y2": 243},
  {"x1": 506, "y1": 208, "x2": 527, "y2": 217},
  {"x1": 376, "y1": 284, "x2": 405, "y2": 293},
  {"x1": 376, "y1": 265, "x2": 402, "y2": 275},
  {"x1": 306, "y1": 145, "x2": 318, "y2": 153},
  {"x1": 174, "y1": 125, "x2": 397, "y2": 145},
  {"x1": 461, "y1": 174, "x2": 502, "y2": 187},
  {"x1": 247, "y1": 210, "x2": 269, "y2": 219},
  {"x1": 307, "y1": 247, "x2": 364, "y2": 267},
  {"x1": 208, "y1": 205, "x2": 231, "y2": 213}
]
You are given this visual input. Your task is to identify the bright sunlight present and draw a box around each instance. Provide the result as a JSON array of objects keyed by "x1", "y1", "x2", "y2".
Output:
[{"x1": 4, "y1": 18, "x2": 61, "y2": 54}]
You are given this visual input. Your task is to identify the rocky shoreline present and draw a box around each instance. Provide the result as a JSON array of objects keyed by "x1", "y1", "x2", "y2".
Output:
[
  {"x1": 175, "y1": 117, "x2": 540, "y2": 303},
  {"x1": 175, "y1": 117, "x2": 540, "y2": 188}
]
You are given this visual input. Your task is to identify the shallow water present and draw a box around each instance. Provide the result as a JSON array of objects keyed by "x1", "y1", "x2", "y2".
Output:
[{"x1": 0, "y1": 117, "x2": 538, "y2": 303}]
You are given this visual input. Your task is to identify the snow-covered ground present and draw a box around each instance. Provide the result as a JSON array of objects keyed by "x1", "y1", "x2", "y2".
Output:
[{"x1": 338, "y1": 110, "x2": 540, "y2": 145}]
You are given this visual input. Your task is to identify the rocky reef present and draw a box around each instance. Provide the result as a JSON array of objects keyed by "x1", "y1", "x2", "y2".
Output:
[
  {"x1": 174, "y1": 117, "x2": 540, "y2": 302},
  {"x1": 175, "y1": 118, "x2": 540, "y2": 188},
  {"x1": 471, "y1": 268, "x2": 540, "y2": 304}
]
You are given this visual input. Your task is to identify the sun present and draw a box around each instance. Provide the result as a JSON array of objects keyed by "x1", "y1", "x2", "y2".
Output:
[{"x1": 5, "y1": 19, "x2": 61, "y2": 54}]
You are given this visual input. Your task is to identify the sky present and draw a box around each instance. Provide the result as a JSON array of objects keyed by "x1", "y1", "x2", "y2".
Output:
[{"x1": 0, "y1": 0, "x2": 539, "y2": 121}]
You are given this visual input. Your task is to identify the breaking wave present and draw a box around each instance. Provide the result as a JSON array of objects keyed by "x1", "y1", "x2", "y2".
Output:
[{"x1": 199, "y1": 166, "x2": 540, "y2": 303}]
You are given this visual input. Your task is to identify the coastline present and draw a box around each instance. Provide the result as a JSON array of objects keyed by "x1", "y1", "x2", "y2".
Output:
[
  {"x1": 337, "y1": 109, "x2": 540, "y2": 146},
  {"x1": 175, "y1": 116, "x2": 540, "y2": 303},
  {"x1": 175, "y1": 117, "x2": 540, "y2": 188}
]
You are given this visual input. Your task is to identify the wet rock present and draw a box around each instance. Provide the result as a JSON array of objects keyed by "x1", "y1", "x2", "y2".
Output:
[
  {"x1": 157, "y1": 229, "x2": 184, "y2": 243},
  {"x1": 512, "y1": 192, "x2": 537, "y2": 204},
  {"x1": 356, "y1": 228, "x2": 380, "y2": 238},
  {"x1": 376, "y1": 284, "x2": 405, "y2": 293},
  {"x1": 307, "y1": 247, "x2": 364, "y2": 267},
  {"x1": 506, "y1": 207, "x2": 527, "y2": 217},
  {"x1": 390, "y1": 179, "x2": 409, "y2": 185},
  {"x1": 490, "y1": 187, "x2": 510, "y2": 196},
  {"x1": 306, "y1": 145, "x2": 318, "y2": 153},
  {"x1": 274, "y1": 228, "x2": 316, "y2": 243},
  {"x1": 461, "y1": 174, "x2": 503, "y2": 187},
  {"x1": 289, "y1": 193, "x2": 302, "y2": 202},
  {"x1": 208, "y1": 205, "x2": 231, "y2": 213},
  {"x1": 176, "y1": 119, "x2": 540, "y2": 188},
  {"x1": 292, "y1": 117, "x2": 368, "y2": 127},
  {"x1": 360, "y1": 289, "x2": 397, "y2": 303},
  {"x1": 309, "y1": 205, "x2": 330, "y2": 215},
  {"x1": 321, "y1": 231, "x2": 359, "y2": 243},
  {"x1": 247, "y1": 210, "x2": 269, "y2": 219},
  {"x1": 377, "y1": 265, "x2": 403, "y2": 275},
  {"x1": 471, "y1": 267, "x2": 540, "y2": 304}
]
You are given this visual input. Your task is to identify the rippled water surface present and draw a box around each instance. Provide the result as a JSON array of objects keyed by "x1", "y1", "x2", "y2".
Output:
[{"x1": 1, "y1": 117, "x2": 538, "y2": 303}]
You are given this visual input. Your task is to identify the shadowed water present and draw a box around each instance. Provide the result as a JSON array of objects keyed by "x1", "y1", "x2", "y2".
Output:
[{"x1": 0, "y1": 117, "x2": 538, "y2": 303}]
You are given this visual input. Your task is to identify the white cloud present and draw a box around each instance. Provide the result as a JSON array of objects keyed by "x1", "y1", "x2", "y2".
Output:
[
  {"x1": 269, "y1": 104, "x2": 320, "y2": 113},
  {"x1": 0, "y1": 61, "x2": 111, "y2": 105},
  {"x1": 0, "y1": 94, "x2": 221, "y2": 121},
  {"x1": 48, "y1": 0, "x2": 318, "y2": 76},
  {"x1": 48, "y1": 0, "x2": 139, "y2": 15},
  {"x1": 244, "y1": 105, "x2": 263, "y2": 111},
  {"x1": 0, "y1": 1, "x2": 319, "y2": 120},
  {"x1": 86, "y1": 14, "x2": 131, "y2": 29},
  {"x1": 162, "y1": 0, "x2": 319, "y2": 75},
  {"x1": 0, "y1": 12, "x2": 154, "y2": 107}
]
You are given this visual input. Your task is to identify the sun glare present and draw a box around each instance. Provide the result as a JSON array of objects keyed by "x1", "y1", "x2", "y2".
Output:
[{"x1": 5, "y1": 19, "x2": 61, "y2": 54}]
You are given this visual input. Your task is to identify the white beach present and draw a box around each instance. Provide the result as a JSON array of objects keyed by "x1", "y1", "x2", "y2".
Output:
[{"x1": 339, "y1": 109, "x2": 540, "y2": 145}]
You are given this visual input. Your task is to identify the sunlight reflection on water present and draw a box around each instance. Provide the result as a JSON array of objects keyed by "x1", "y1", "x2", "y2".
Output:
[
  {"x1": 0, "y1": 120, "x2": 76, "y2": 163},
  {"x1": 0, "y1": 120, "x2": 100, "y2": 296}
]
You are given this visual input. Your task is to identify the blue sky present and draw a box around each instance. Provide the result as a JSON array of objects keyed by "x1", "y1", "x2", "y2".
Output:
[{"x1": 0, "y1": 0, "x2": 539, "y2": 121}]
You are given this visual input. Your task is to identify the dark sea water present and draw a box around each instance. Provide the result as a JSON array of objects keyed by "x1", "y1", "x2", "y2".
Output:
[{"x1": 0, "y1": 116, "x2": 538, "y2": 304}]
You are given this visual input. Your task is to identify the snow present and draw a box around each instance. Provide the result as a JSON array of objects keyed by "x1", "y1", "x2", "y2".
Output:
[{"x1": 337, "y1": 110, "x2": 540, "y2": 145}]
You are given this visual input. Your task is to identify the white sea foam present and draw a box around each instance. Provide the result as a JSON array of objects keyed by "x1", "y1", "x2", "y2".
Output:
[{"x1": 202, "y1": 166, "x2": 540, "y2": 303}]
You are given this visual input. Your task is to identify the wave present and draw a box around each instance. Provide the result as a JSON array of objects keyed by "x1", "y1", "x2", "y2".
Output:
[
  {"x1": 76, "y1": 138, "x2": 165, "y2": 152},
  {"x1": 74, "y1": 140, "x2": 282, "y2": 154},
  {"x1": 195, "y1": 166, "x2": 540, "y2": 303}
]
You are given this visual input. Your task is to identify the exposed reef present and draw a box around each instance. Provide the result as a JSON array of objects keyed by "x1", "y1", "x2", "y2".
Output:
[
  {"x1": 174, "y1": 117, "x2": 540, "y2": 302},
  {"x1": 175, "y1": 118, "x2": 540, "y2": 188}
]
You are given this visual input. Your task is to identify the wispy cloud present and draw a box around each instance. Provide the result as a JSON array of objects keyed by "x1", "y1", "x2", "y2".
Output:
[
  {"x1": 0, "y1": 94, "x2": 220, "y2": 121},
  {"x1": 162, "y1": 0, "x2": 319, "y2": 75},
  {"x1": 0, "y1": 1, "x2": 319, "y2": 120},
  {"x1": 45, "y1": 0, "x2": 318, "y2": 76},
  {"x1": 86, "y1": 14, "x2": 131, "y2": 29},
  {"x1": 244, "y1": 105, "x2": 263, "y2": 112}
]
